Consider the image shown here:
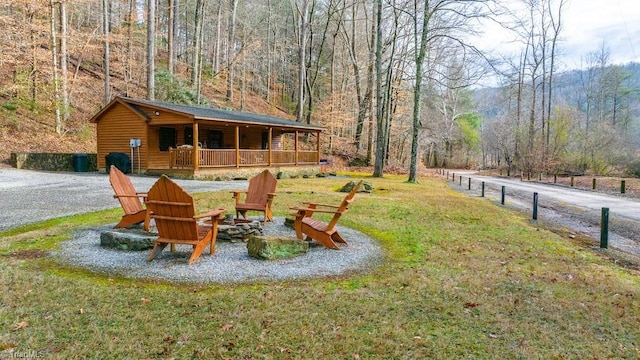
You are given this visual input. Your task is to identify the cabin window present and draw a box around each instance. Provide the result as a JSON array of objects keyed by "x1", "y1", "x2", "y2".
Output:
[
  {"x1": 159, "y1": 127, "x2": 176, "y2": 151},
  {"x1": 208, "y1": 130, "x2": 223, "y2": 149},
  {"x1": 185, "y1": 127, "x2": 193, "y2": 146},
  {"x1": 262, "y1": 132, "x2": 269, "y2": 149}
]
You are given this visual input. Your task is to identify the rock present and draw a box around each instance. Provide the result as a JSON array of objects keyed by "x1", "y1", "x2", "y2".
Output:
[
  {"x1": 247, "y1": 236, "x2": 308, "y2": 260},
  {"x1": 340, "y1": 180, "x2": 374, "y2": 193},
  {"x1": 283, "y1": 217, "x2": 295, "y2": 229},
  {"x1": 100, "y1": 228, "x2": 158, "y2": 251},
  {"x1": 216, "y1": 221, "x2": 263, "y2": 243}
]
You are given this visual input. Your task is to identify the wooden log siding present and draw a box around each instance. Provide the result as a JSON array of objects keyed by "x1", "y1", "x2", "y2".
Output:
[{"x1": 95, "y1": 103, "x2": 149, "y2": 169}]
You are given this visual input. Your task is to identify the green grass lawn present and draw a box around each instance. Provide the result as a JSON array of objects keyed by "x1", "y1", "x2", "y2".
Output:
[{"x1": 1, "y1": 174, "x2": 639, "y2": 359}]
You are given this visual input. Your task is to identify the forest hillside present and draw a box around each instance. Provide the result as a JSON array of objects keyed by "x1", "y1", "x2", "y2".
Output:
[
  {"x1": 1, "y1": 1, "x2": 639, "y2": 176},
  {"x1": 0, "y1": 2, "x2": 300, "y2": 168}
]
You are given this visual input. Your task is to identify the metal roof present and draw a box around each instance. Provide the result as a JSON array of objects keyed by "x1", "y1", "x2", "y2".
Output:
[{"x1": 119, "y1": 97, "x2": 324, "y2": 131}]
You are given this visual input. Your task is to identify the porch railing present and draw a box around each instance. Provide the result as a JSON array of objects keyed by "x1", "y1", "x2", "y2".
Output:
[{"x1": 169, "y1": 148, "x2": 320, "y2": 169}]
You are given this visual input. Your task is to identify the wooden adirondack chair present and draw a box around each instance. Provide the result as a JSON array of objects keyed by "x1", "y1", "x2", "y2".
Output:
[
  {"x1": 109, "y1": 165, "x2": 150, "y2": 231},
  {"x1": 146, "y1": 175, "x2": 225, "y2": 265},
  {"x1": 232, "y1": 170, "x2": 278, "y2": 222},
  {"x1": 289, "y1": 180, "x2": 362, "y2": 250}
]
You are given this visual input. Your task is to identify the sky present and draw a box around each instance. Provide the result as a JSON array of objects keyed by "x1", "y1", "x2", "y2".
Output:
[{"x1": 475, "y1": 0, "x2": 640, "y2": 72}]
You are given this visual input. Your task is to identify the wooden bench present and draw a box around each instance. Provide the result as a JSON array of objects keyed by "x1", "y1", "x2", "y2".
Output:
[
  {"x1": 289, "y1": 180, "x2": 362, "y2": 249},
  {"x1": 109, "y1": 165, "x2": 150, "y2": 231}
]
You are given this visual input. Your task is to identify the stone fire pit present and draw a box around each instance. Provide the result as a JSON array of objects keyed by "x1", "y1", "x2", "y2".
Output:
[
  {"x1": 216, "y1": 219, "x2": 263, "y2": 243},
  {"x1": 100, "y1": 218, "x2": 263, "y2": 251}
]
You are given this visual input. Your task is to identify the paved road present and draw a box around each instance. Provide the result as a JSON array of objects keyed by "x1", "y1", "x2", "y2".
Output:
[
  {"x1": 467, "y1": 175, "x2": 640, "y2": 221},
  {"x1": 447, "y1": 172, "x2": 640, "y2": 257},
  {"x1": 0, "y1": 168, "x2": 245, "y2": 231}
]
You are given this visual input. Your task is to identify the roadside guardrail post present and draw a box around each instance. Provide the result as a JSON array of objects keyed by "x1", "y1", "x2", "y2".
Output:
[{"x1": 600, "y1": 208, "x2": 609, "y2": 248}]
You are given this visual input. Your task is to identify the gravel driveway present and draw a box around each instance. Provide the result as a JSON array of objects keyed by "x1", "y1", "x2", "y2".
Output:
[{"x1": 0, "y1": 168, "x2": 243, "y2": 231}]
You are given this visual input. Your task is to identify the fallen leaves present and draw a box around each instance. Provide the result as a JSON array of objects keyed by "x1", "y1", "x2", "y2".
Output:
[{"x1": 11, "y1": 321, "x2": 28, "y2": 331}]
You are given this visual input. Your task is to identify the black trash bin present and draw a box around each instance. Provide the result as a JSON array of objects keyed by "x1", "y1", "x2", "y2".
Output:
[
  {"x1": 72, "y1": 153, "x2": 89, "y2": 172},
  {"x1": 105, "y1": 152, "x2": 131, "y2": 174}
]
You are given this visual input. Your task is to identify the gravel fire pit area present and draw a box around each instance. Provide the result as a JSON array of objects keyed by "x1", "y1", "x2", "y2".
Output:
[{"x1": 54, "y1": 218, "x2": 383, "y2": 284}]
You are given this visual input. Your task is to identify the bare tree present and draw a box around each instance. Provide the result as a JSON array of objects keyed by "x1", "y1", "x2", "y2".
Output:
[
  {"x1": 147, "y1": 0, "x2": 156, "y2": 100},
  {"x1": 60, "y1": 0, "x2": 69, "y2": 132},
  {"x1": 103, "y1": 0, "x2": 111, "y2": 104},
  {"x1": 50, "y1": 0, "x2": 62, "y2": 133},
  {"x1": 168, "y1": 0, "x2": 178, "y2": 75},
  {"x1": 372, "y1": 0, "x2": 384, "y2": 176},
  {"x1": 226, "y1": 0, "x2": 238, "y2": 101},
  {"x1": 192, "y1": 0, "x2": 205, "y2": 102},
  {"x1": 291, "y1": 0, "x2": 311, "y2": 122}
]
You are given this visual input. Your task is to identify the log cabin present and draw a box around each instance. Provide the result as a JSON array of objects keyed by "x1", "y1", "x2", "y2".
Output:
[{"x1": 90, "y1": 97, "x2": 325, "y2": 179}]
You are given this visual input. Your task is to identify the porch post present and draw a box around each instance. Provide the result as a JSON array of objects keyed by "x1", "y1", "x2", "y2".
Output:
[
  {"x1": 316, "y1": 131, "x2": 321, "y2": 164},
  {"x1": 194, "y1": 122, "x2": 200, "y2": 170},
  {"x1": 268, "y1": 127, "x2": 273, "y2": 166},
  {"x1": 295, "y1": 131, "x2": 299, "y2": 165},
  {"x1": 235, "y1": 125, "x2": 240, "y2": 168}
]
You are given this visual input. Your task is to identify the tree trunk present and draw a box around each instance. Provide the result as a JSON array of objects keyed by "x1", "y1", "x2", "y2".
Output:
[
  {"x1": 146, "y1": 0, "x2": 156, "y2": 100},
  {"x1": 408, "y1": 0, "x2": 430, "y2": 183},
  {"x1": 214, "y1": 1, "x2": 222, "y2": 74},
  {"x1": 103, "y1": 0, "x2": 110, "y2": 104},
  {"x1": 29, "y1": 7, "x2": 37, "y2": 103},
  {"x1": 365, "y1": 2, "x2": 376, "y2": 165},
  {"x1": 373, "y1": 0, "x2": 385, "y2": 177},
  {"x1": 295, "y1": 0, "x2": 310, "y2": 122},
  {"x1": 226, "y1": 0, "x2": 238, "y2": 101},
  {"x1": 168, "y1": 0, "x2": 178, "y2": 75},
  {"x1": 50, "y1": 0, "x2": 61, "y2": 133},
  {"x1": 125, "y1": 0, "x2": 134, "y2": 96},
  {"x1": 192, "y1": 0, "x2": 205, "y2": 103},
  {"x1": 59, "y1": 0, "x2": 69, "y2": 132}
]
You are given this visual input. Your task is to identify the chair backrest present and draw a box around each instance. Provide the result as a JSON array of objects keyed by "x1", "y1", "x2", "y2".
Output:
[
  {"x1": 146, "y1": 175, "x2": 199, "y2": 241},
  {"x1": 245, "y1": 170, "x2": 278, "y2": 205},
  {"x1": 109, "y1": 165, "x2": 144, "y2": 215},
  {"x1": 327, "y1": 180, "x2": 362, "y2": 228}
]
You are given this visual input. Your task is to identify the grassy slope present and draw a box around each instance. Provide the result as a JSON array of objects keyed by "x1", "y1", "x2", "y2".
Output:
[{"x1": 1, "y1": 175, "x2": 639, "y2": 359}]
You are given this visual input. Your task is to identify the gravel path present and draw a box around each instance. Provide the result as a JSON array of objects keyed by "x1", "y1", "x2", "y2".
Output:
[{"x1": 54, "y1": 218, "x2": 383, "y2": 284}]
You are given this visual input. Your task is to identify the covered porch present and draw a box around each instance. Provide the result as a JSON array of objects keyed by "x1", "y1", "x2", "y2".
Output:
[{"x1": 164, "y1": 123, "x2": 322, "y2": 170}]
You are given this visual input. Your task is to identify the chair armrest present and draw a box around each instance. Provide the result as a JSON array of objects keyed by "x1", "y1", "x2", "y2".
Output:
[
  {"x1": 231, "y1": 190, "x2": 247, "y2": 199},
  {"x1": 302, "y1": 202, "x2": 340, "y2": 208},
  {"x1": 194, "y1": 208, "x2": 225, "y2": 220},
  {"x1": 289, "y1": 206, "x2": 340, "y2": 215},
  {"x1": 114, "y1": 194, "x2": 147, "y2": 199}
]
